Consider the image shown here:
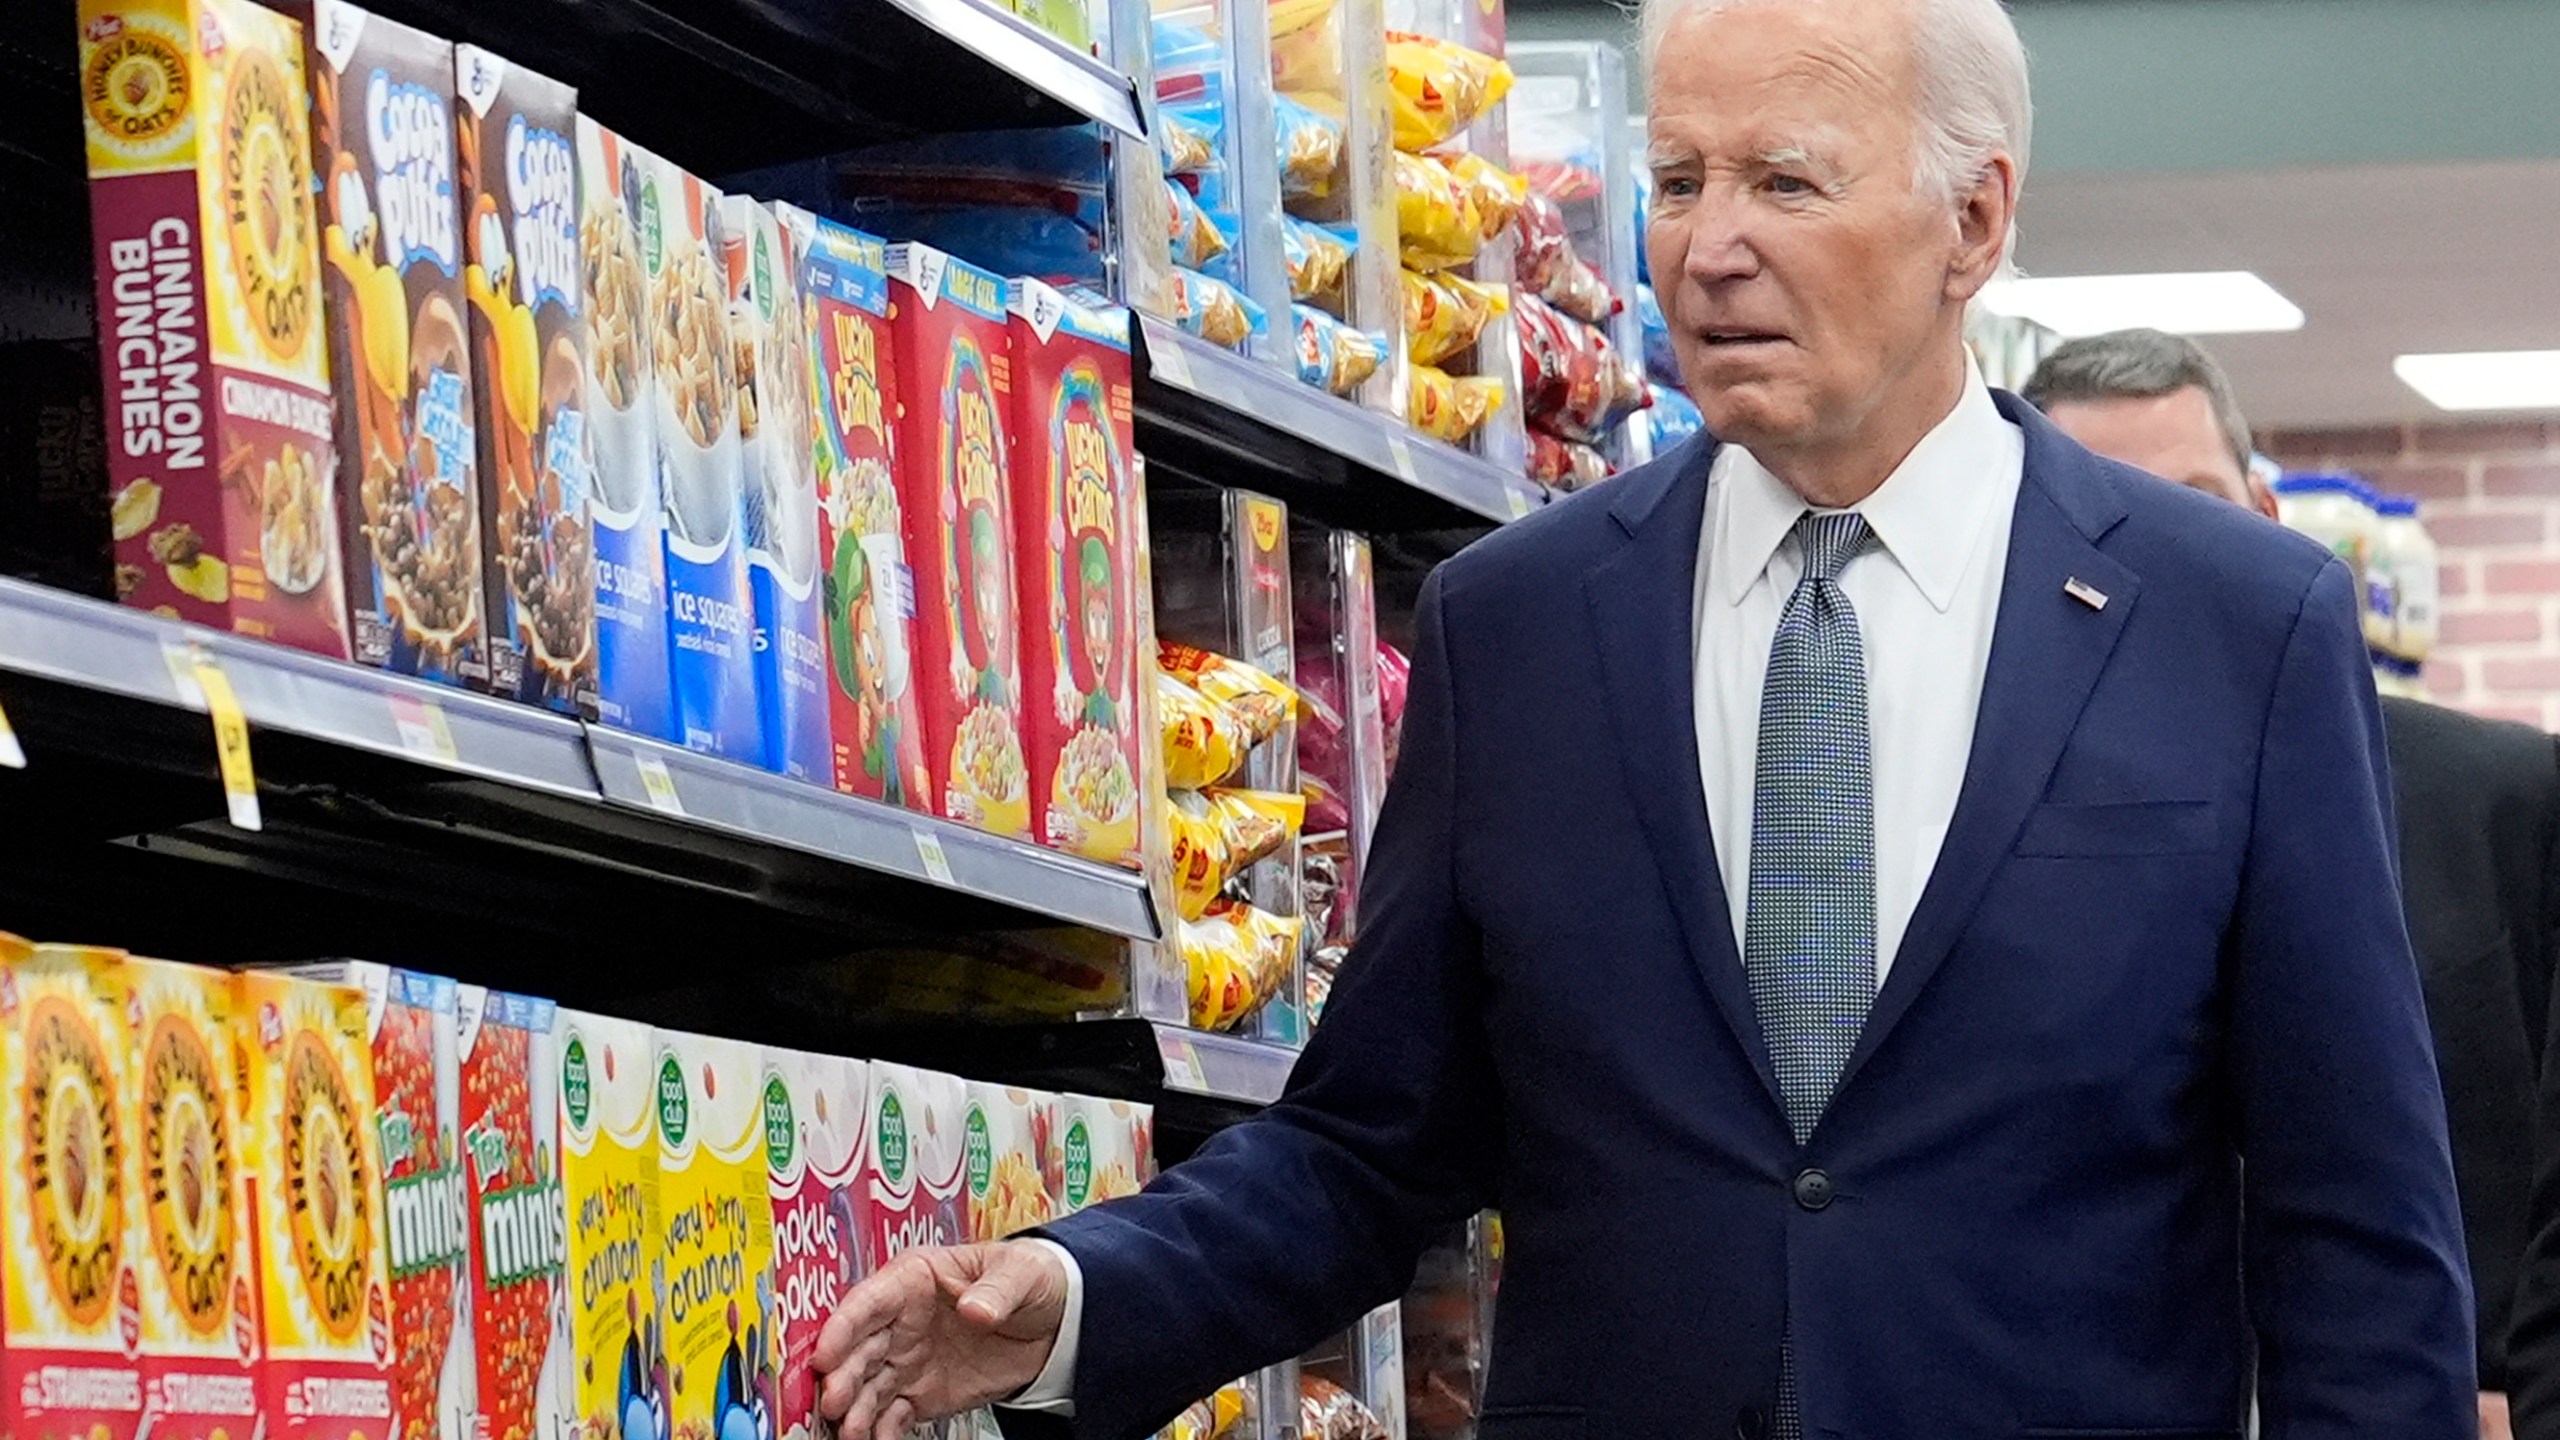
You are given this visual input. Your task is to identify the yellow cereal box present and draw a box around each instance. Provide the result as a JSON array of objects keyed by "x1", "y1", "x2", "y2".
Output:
[
  {"x1": 961, "y1": 1083, "x2": 1052, "y2": 1244},
  {"x1": 234, "y1": 969, "x2": 394, "y2": 1440},
  {"x1": 652, "y1": 1032, "x2": 776, "y2": 1440},
  {"x1": 555, "y1": 1010, "x2": 662, "y2": 1440}
]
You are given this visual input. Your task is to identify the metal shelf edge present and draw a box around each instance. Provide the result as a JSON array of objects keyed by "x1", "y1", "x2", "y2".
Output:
[
  {"x1": 877, "y1": 0, "x2": 1147, "y2": 137},
  {"x1": 1153, "y1": 1021, "x2": 1298, "y2": 1105}
]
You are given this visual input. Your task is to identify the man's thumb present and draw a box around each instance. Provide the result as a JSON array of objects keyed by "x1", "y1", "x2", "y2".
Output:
[{"x1": 953, "y1": 1249, "x2": 1036, "y2": 1329}]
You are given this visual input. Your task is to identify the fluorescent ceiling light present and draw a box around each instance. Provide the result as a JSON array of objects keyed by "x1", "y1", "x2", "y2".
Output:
[
  {"x1": 2394, "y1": 351, "x2": 2560, "y2": 412},
  {"x1": 1978, "y1": 271, "x2": 2304, "y2": 338}
]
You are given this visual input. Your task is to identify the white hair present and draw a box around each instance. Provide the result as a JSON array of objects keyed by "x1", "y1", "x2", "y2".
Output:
[{"x1": 1640, "y1": 0, "x2": 2032, "y2": 271}]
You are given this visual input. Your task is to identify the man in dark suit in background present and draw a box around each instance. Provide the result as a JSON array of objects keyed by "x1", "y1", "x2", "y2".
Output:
[{"x1": 2030, "y1": 327, "x2": 2560, "y2": 1440}]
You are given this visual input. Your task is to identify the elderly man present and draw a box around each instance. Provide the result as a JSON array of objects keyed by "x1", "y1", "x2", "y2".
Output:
[{"x1": 814, "y1": 0, "x2": 2475, "y2": 1435}]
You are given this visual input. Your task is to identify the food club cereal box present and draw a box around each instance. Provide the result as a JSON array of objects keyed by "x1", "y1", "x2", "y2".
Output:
[
  {"x1": 653, "y1": 1032, "x2": 778, "y2": 1440},
  {"x1": 456, "y1": 46, "x2": 595, "y2": 714},
  {"x1": 855, "y1": 1063, "x2": 966, "y2": 1278},
  {"x1": 776, "y1": 207, "x2": 928, "y2": 810},
  {"x1": 554, "y1": 1012, "x2": 663, "y2": 1440},
  {"x1": 960, "y1": 1083, "x2": 1052, "y2": 1244},
  {"x1": 760, "y1": 1050, "x2": 865, "y2": 1440},
  {"x1": 721, "y1": 199, "x2": 829, "y2": 782},
  {"x1": 1003, "y1": 281, "x2": 1142, "y2": 868},
  {"x1": 1, "y1": 945, "x2": 144, "y2": 1440},
  {"x1": 884, "y1": 244, "x2": 1028, "y2": 838},
  {"x1": 1048, "y1": 1094, "x2": 1152, "y2": 1218},
  {"x1": 456, "y1": 986, "x2": 568, "y2": 1440},
  {"x1": 80, "y1": 0, "x2": 352, "y2": 657},
  {"x1": 233, "y1": 969, "x2": 396, "y2": 1440},
  {"x1": 120, "y1": 959, "x2": 260, "y2": 1440},
  {"x1": 649, "y1": 162, "x2": 759, "y2": 762},
  {"x1": 305, "y1": 1, "x2": 487, "y2": 687}
]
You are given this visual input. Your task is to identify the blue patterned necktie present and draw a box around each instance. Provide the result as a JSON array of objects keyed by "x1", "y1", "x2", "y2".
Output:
[{"x1": 1745, "y1": 510, "x2": 1878, "y2": 1440}]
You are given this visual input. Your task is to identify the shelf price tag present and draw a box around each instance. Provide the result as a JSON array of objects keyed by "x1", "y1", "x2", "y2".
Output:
[
  {"x1": 388, "y1": 692, "x2": 460, "y2": 765},
  {"x1": 1151, "y1": 333, "x2": 1196, "y2": 393},
  {"x1": 1505, "y1": 486, "x2": 1534, "y2": 521},
  {"x1": 1386, "y1": 435, "x2": 1421, "y2": 486},
  {"x1": 634, "y1": 754, "x2": 684, "y2": 816},
  {"x1": 1158, "y1": 1031, "x2": 1205, "y2": 1092},
  {"x1": 0, "y1": 693, "x2": 22, "y2": 770},
  {"x1": 161, "y1": 642, "x2": 260, "y2": 832},
  {"x1": 911, "y1": 825, "x2": 956, "y2": 886}
]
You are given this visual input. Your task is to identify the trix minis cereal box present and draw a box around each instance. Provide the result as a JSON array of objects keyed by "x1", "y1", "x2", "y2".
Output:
[
  {"x1": 575, "y1": 119, "x2": 676, "y2": 742},
  {"x1": 1004, "y1": 281, "x2": 1142, "y2": 868},
  {"x1": 553, "y1": 1012, "x2": 662, "y2": 1440},
  {"x1": 722, "y1": 199, "x2": 829, "y2": 782},
  {"x1": 777, "y1": 207, "x2": 929, "y2": 810},
  {"x1": 1048, "y1": 1094, "x2": 1152, "y2": 1218},
  {"x1": 761, "y1": 1049, "x2": 865, "y2": 1440},
  {"x1": 456, "y1": 46, "x2": 596, "y2": 714},
  {"x1": 855, "y1": 1062, "x2": 966, "y2": 1277},
  {"x1": 884, "y1": 244, "x2": 1028, "y2": 838},
  {"x1": 119, "y1": 959, "x2": 260, "y2": 1440},
  {"x1": 288, "y1": 963, "x2": 471, "y2": 1440},
  {"x1": 1, "y1": 945, "x2": 144, "y2": 1440},
  {"x1": 652, "y1": 1032, "x2": 777, "y2": 1440},
  {"x1": 305, "y1": 1, "x2": 488, "y2": 686},
  {"x1": 960, "y1": 1082, "x2": 1053, "y2": 1244},
  {"x1": 80, "y1": 0, "x2": 352, "y2": 657},
  {"x1": 233, "y1": 969, "x2": 396, "y2": 1440},
  {"x1": 456, "y1": 986, "x2": 568, "y2": 1440}
]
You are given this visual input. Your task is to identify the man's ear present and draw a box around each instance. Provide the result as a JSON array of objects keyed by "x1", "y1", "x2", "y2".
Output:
[
  {"x1": 1946, "y1": 153, "x2": 2020, "y2": 305},
  {"x1": 2249, "y1": 475, "x2": 2281, "y2": 522}
]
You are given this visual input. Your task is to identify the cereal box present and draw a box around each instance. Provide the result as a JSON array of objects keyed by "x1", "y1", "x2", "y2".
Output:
[
  {"x1": 1004, "y1": 280, "x2": 1141, "y2": 867},
  {"x1": 776, "y1": 206, "x2": 928, "y2": 809},
  {"x1": 652, "y1": 1032, "x2": 777, "y2": 1440},
  {"x1": 553, "y1": 1011, "x2": 662, "y2": 1440},
  {"x1": 455, "y1": 986, "x2": 568, "y2": 1440},
  {"x1": 1, "y1": 945, "x2": 144, "y2": 1440},
  {"x1": 648, "y1": 163, "x2": 759, "y2": 762},
  {"x1": 960, "y1": 1082, "x2": 1053, "y2": 1243},
  {"x1": 854, "y1": 1062, "x2": 966, "y2": 1276},
  {"x1": 576, "y1": 119, "x2": 676, "y2": 741},
  {"x1": 884, "y1": 243, "x2": 1028, "y2": 837},
  {"x1": 760, "y1": 1049, "x2": 865, "y2": 1440},
  {"x1": 233, "y1": 969, "x2": 396, "y2": 1440},
  {"x1": 719, "y1": 199, "x2": 827, "y2": 780},
  {"x1": 80, "y1": 0, "x2": 352, "y2": 656},
  {"x1": 1048, "y1": 1094, "x2": 1152, "y2": 1217},
  {"x1": 456, "y1": 46, "x2": 596, "y2": 714},
  {"x1": 304, "y1": 1, "x2": 487, "y2": 686},
  {"x1": 119, "y1": 958, "x2": 260, "y2": 1440}
]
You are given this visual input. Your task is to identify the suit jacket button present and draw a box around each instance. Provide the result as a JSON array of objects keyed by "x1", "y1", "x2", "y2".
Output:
[
  {"x1": 1794, "y1": 1168, "x2": 1835, "y2": 1210},
  {"x1": 1736, "y1": 1407, "x2": 1768, "y2": 1440}
]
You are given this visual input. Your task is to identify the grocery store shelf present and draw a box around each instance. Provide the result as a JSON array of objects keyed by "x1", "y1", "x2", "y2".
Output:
[
  {"x1": 868, "y1": 0, "x2": 1144, "y2": 139},
  {"x1": 1135, "y1": 318, "x2": 1551, "y2": 535},
  {"x1": 1152, "y1": 1021, "x2": 1298, "y2": 1106}
]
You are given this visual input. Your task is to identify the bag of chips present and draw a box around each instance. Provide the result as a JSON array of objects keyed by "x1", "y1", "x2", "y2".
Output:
[
  {"x1": 1160, "y1": 106, "x2": 1221, "y2": 174},
  {"x1": 1517, "y1": 292, "x2": 1649, "y2": 442},
  {"x1": 1300, "y1": 1376, "x2": 1390, "y2": 1440},
  {"x1": 1183, "y1": 898, "x2": 1308, "y2": 1031},
  {"x1": 1443, "y1": 149, "x2": 1527, "y2": 240},
  {"x1": 1277, "y1": 93, "x2": 1348, "y2": 203},
  {"x1": 1283, "y1": 216, "x2": 1354, "y2": 302},
  {"x1": 1542, "y1": 249, "x2": 1619, "y2": 325},
  {"x1": 1159, "y1": 641, "x2": 1299, "y2": 741},
  {"x1": 1293, "y1": 305, "x2": 1384, "y2": 396},
  {"x1": 1168, "y1": 179, "x2": 1228, "y2": 269},
  {"x1": 1384, "y1": 31, "x2": 1513, "y2": 151},
  {"x1": 1167, "y1": 1382, "x2": 1252, "y2": 1440},
  {"x1": 1159, "y1": 671, "x2": 1252, "y2": 789},
  {"x1": 1168, "y1": 787, "x2": 1308, "y2": 921},
  {"x1": 1513, "y1": 190, "x2": 1570, "y2": 293},
  {"x1": 1171, "y1": 266, "x2": 1266, "y2": 348},
  {"x1": 1409, "y1": 364, "x2": 1505, "y2": 443},
  {"x1": 1529, "y1": 428, "x2": 1611, "y2": 491},
  {"x1": 1403, "y1": 268, "x2": 1508, "y2": 367},
  {"x1": 1270, "y1": 0, "x2": 1343, "y2": 97},
  {"x1": 1395, "y1": 150, "x2": 1482, "y2": 271}
]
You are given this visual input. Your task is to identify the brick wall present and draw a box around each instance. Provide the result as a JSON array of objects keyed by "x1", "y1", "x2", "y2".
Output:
[{"x1": 2259, "y1": 419, "x2": 2560, "y2": 731}]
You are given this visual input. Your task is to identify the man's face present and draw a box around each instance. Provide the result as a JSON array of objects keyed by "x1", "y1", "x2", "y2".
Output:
[
  {"x1": 1644, "y1": 0, "x2": 2010, "y2": 463},
  {"x1": 2041, "y1": 386, "x2": 2259, "y2": 510}
]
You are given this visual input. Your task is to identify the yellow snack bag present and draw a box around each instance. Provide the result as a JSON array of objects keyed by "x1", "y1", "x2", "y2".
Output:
[
  {"x1": 1158, "y1": 642, "x2": 1298, "y2": 743},
  {"x1": 1158, "y1": 672, "x2": 1251, "y2": 790},
  {"x1": 1181, "y1": 900, "x2": 1309, "y2": 1031},
  {"x1": 1385, "y1": 32, "x2": 1514, "y2": 151},
  {"x1": 1409, "y1": 366, "x2": 1506, "y2": 443},
  {"x1": 1168, "y1": 787, "x2": 1308, "y2": 921},
  {"x1": 1403, "y1": 270, "x2": 1509, "y2": 367},
  {"x1": 1395, "y1": 152, "x2": 1482, "y2": 272},
  {"x1": 1443, "y1": 150, "x2": 1529, "y2": 239}
]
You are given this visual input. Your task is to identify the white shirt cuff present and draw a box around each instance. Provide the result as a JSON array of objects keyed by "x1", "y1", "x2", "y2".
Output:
[{"x1": 1001, "y1": 1239, "x2": 1083, "y2": 1415}]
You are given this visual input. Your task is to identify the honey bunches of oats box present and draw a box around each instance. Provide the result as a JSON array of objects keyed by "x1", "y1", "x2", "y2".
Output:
[
  {"x1": 456, "y1": 986, "x2": 569, "y2": 1440},
  {"x1": 760, "y1": 1049, "x2": 865, "y2": 1440},
  {"x1": 855, "y1": 1063, "x2": 966, "y2": 1278},
  {"x1": 653, "y1": 1032, "x2": 777, "y2": 1440},
  {"x1": 233, "y1": 969, "x2": 396, "y2": 1440},
  {"x1": 1048, "y1": 1094, "x2": 1153, "y2": 1218},
  {"x1": 79, "y1": 0, "x2": 352, "y2": 657},
  {"x1": 554, "y1": 1011, "x2": 662, "y2": 1440},
  {"x1": 119, "y1": 958, "x2": 260, "y2": 1440},
  {"x1": 1, "y1": 943, "x2": 144, "y2": 1440}
]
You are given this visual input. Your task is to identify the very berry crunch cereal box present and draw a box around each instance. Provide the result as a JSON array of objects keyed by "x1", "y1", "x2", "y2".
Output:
[
  {"x1": 456, "y1": 986, "x2": 568, "y2": 1440},
  {"x1": 760, "y1": 1049, "x2": 865, "y2": 1440},
  {"x1": 652, "y1": 1032, "x2": 777, "y2": 1440},
  {"x1": 554, "y1": 1011, "x2": 661, "y2": 1440},
  {"x1": 79, "y1": 0, "x2": 352, "y2": 657},
  {"x1": 855, "y1": 1062, "x2": 966, "y2": 1278}
]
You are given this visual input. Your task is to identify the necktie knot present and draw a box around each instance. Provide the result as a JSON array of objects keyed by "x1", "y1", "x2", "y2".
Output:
[{"x1": 1793, "y1": 511, "x2": 1872, "y2": 584}]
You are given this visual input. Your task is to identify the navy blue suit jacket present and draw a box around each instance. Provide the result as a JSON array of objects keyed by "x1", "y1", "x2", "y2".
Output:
[{"x1": 1034, "y1": 394, "x2": 2474, "y2": 1439}]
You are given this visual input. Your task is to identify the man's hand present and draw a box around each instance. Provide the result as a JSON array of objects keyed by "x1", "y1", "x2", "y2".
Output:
[
  {"x1": 812, "y1": 1241, "x2": 1069, "y2": 1439},
  {"x1": 2481, "y1": 1391, "x2": 2512, "y2": 1440}
]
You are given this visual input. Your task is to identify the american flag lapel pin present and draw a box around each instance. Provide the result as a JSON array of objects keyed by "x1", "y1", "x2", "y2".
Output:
[{"x1": 2064, "y1": 576, "x2": 2109, "y2": 611}]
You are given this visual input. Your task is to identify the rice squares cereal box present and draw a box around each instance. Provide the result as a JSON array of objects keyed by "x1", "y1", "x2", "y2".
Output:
[
  {"x1": 884, "y1": 243, "x2": 1028, "y2": 837},
  {"x1": 79, "y1": 0, "x2": 352, "y2": 657},
  {"x1": 456, "y1": 46, "x2": 596, "y2": 714},
  {"x1": 553, "y1": 1012, "x2": 662, "y2": 1440},
  {"x1": 651, "y1": 1032, "x2": 777, "y2": 1440},
  {"x1": 960, "y1": 1083, "x2": 1053, "y2": 1243},
  {"x1": 455, "y1": 986, "x2": 568, "y2": 1440},
  {"x1": 648, "y1": 163, "x2": 759, "y2": 761},
  {"x1": 855, "y1": 1063, "x2": 966, "y2": 1276},
  {"x1": 1, "y1": 945, "x2": 144, "y2": 1440},
  {"x1": 1003, "y1": 280, "x2": 1142, "y2": 868},
  {"x1": 576, "y1": 119, "x2": 676, "y2": 741},
  {"x1": 305, "y1": 1, "x2": 487, "y2": 686},
  {"x1": 1048, "y1": 1094, "x2": 1151, "y2": 1217},
  {"x1": 119, "y1": 959, "x2": 259, "y2": 1440},
  {"x1": 777, "y1": 206, "x2": 929, "y2": 810},
  {"x1": 760, "y1": 1050, "x2": 866, "y2": 1440},
  {"x1": 233, "y1": 969, "x2": 395, "y2": 1440}
]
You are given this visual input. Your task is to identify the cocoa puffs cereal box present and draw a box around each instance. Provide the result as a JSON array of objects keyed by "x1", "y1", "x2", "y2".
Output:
[
  {"x1": 232, "y1": 969, "x2": 395, "y2": 1440},
  {"x1": 455, "y1": 986, "x2": 568, "y2": 1440},
  {"x1": 884, "y1": 243, "x2": 1029, "y2": 838},
  {"x1": 80, "y1": 0, "x2": 353, "y2": 657},
  {"x1": 1003, "y1": 280, "x2": 1142, "y2": 867},
  {"x1": 651, "y1": 1032, "x2": 777, "y2": 1440},
  {"x1": 553, "y1": 1012, "x2": 661, "y2": 1440},
  {"x1": 760, "y1": 1049, "x2": 866, "y2": 1440},
  {"x1": 855, "y1": 1062, "x2": 966, "y2": 1277}
]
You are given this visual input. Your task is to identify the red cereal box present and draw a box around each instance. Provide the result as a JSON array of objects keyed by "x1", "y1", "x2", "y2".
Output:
[
  {"x1": 884, "y1": 243, "x2": 1029, "y2": 838},
  {"x1": 455, "y1": 987, "x2": 567, "y2": 1440},
  {"x1": 79, "y1": 0, "x2": 353, "y2": 657},
  {"x1": 1004, "y1": 280, "x2": 1142, "y2": 868},
  {"x1": 854, "y1": 1062, "x2": 965, "y2": 1278},
  {"x1": 760, "y1": 1049, "x2": 865, "y2": 1440}
]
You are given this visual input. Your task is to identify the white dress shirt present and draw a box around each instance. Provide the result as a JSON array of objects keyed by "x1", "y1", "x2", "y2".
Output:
[{"x1": 1696, "y1": 361, "x2": 2022, "y2": 980}]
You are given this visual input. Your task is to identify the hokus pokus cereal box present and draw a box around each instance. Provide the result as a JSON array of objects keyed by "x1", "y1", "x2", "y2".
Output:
[{"x1": 759, "y1": 1049, "x2": 866, "y2": 1440}]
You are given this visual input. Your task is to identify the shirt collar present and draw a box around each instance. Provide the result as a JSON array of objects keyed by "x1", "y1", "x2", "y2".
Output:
[{"x1": 1713, "y1": 358, "x2": 2012, "y2": 613}]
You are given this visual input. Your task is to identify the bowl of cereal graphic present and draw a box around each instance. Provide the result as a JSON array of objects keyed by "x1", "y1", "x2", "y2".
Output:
[
  {"x1": 583, "y1": 199, "x2": 654, "y2": 520},
  {"x1": 654, "y1": 243, "x2": 740, "y2": 555}
]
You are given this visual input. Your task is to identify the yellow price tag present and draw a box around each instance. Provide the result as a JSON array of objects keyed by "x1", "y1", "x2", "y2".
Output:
[
  {"x1": 161, "y1": 643, "x2": 259, "y2": 831},
  {"x1": 911, "y1": 825, "x2": 956, "y2": 886},
  {"x1": 1506, "y1": 486, "x2": 1534, "y2": 521},
  {"x1": 389, "y1": 691, "x2": 460, "y2": 765},
  {"x1": 1386, "y1": 435, "x2": 1421, "y2": 486},
  {"x1": 635, "y1": 754, "x2": 685, "y2": 816},
  {"x1": 0, "y1": 692, "x2": 24, "y2": 770}
]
